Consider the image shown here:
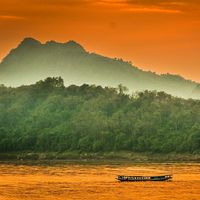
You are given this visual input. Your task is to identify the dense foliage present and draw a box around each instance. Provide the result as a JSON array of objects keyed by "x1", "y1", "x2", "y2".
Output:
[{"x1": 0, "y1": 77, "x2": 199, "y2": 154}]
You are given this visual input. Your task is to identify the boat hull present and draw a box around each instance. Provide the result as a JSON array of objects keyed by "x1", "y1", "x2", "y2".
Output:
[{"x1": 117, "y1": 175, "x2": 172, "y2": 182}]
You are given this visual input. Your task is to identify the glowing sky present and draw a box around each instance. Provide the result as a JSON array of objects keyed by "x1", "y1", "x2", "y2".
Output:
[{"x1": 0, "y1": 0, "x2": 200, "y2": 81}]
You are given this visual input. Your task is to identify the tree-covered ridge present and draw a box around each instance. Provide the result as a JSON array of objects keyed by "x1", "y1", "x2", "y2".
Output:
[{"x1": 0, "y1": 77, "x2": 199, "y2": 154}]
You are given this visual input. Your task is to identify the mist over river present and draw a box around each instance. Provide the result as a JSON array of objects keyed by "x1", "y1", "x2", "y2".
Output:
[{"x1": 0, "y1": 162, "x2": 199, "y2": 200}]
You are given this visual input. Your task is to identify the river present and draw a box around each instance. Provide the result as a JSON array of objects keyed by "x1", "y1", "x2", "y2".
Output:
[{"x1": 0, "y1": 162, "x2": 199, "y2": 200}]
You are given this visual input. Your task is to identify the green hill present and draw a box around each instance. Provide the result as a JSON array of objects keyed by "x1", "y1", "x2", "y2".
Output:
[
  {"x1": 0, "y1": 37, "x2": 199, "y2": 99},
  {"x1": 0, "y1": 77, "x2": 199, "y2": 156}
]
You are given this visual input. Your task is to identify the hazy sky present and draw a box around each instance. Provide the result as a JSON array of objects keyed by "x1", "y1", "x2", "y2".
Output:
[{"x1": 0, "y1": 0, "x2": 200, "y2": 82}]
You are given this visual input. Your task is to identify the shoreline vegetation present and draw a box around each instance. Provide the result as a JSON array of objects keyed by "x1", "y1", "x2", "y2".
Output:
[
  {"x1": 0, "y1": 152, "x2": 199, "y2": 163},
  {"x1": 0, "y1": 77, "x2": 200, "y2": 160}
]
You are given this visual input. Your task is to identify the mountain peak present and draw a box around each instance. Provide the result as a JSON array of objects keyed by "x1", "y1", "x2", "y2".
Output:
[
  {"x1": 17, "y1": 38, "x2": 86, "y2": 52},
  {"x1": 65, "y1": 40, "x2": 86, "y2": 52},
  {"x1": 19, "y1": 37, "x2": 41, "y2": 48},
  {"x1": 44, "y1": 40, "x2": 86, "y2": 52}
]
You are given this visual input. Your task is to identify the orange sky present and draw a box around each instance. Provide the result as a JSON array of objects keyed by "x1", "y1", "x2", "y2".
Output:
[{"x1": 0, "y1": 0, "x2": 200, "y2": 82}]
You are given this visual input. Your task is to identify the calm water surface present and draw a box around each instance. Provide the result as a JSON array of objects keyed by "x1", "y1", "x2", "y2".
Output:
[{"x1": 0, "y1": 162, "x2": 199, "y2": 200}]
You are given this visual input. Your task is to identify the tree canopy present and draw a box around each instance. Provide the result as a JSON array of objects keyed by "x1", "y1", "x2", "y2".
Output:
[{"x1": 0, "y1": 77, "x2": 199, "y2": 154}]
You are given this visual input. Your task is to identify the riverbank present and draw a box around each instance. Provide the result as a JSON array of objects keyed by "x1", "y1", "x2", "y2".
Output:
[{"x1": 0, "y1": 151, "x2": 199, "y2": 163}]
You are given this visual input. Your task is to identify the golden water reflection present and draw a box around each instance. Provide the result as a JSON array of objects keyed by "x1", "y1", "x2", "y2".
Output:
[{"x1": 0, "y1": 163, "x2": 199, "y2": 200}]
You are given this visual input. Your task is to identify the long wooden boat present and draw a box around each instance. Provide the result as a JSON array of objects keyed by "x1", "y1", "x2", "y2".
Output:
[{"x1": 116, "y1": 175, "x2": 172, "y2": 182}]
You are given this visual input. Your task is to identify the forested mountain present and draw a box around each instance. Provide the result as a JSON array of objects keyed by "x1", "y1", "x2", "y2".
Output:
[
  {"x1": 0, "y1": 77, "x2": 199, "y2": 154},
  {"x1": 0, "y1": 37, "x2": 199, "y2": 99}
]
